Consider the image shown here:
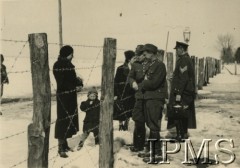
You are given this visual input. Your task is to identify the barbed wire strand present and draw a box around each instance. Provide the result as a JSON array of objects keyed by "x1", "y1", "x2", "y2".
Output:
[
  {"x1": 85, "y1": 48, "x2": 102, "y2": 86},
  {"x1": 2, "y1": 41, "x2": 28, "y2": 83},
  {"x1": 9, "y1": 158, "x2": 27, "y2": 168}
]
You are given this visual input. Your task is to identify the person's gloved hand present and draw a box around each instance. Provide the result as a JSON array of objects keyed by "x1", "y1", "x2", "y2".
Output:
[{"x1": 132, "y1": 82, "x2": 138, "y2": 90}]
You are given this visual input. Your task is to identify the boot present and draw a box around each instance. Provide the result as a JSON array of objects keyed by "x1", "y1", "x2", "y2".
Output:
[
  {"x1": 63, "y1": 140, "x2": 74, "y2": 152},
  {"x1": 142, "y1": 155, "x2": 162, "y2": 163},
  {"x1": 119, "y1": 124, "x2": 124, "y2": 131},
  {"x1": 174, "y1": 120, "x2": 185, "y2": 142},
  {"x1": 123, "y1": 119, "x2": 129, "y2": 131},
  {"x1": 77, "y1": 141, "x2": 84, "y2": 151},
  {"x1": 58, "y1": 144, "x2": 68, "y2": 158},
  {"x1": 95, "y1": 137, "x2": 99, "y2": 145}
]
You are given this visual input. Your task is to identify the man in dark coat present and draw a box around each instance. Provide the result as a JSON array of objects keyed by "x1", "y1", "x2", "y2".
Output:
[
  {"x1": 167, "y1": 41, "x2": 197, "y2": 141},
  {"x1": 114, "y1": 50, "x2": 135, "y2": 131},
  {"x1": 53, "y1": 45, "x2": 83, "y2": 158},
  {"x1": 128, "y1": 45, "x2": 147, "y2": 152},
  {"x1": 137, "y1": 44, "x2": 167, "y2": 162}
]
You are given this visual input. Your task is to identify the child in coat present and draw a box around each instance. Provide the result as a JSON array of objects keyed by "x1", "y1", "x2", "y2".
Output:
[{"x1": 77, "y1": 87, "x2": 100, "y2": 150}]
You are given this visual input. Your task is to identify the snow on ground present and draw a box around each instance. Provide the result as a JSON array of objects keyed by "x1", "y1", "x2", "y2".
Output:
[{"x1": 1, "y1": 65, "x2": 240, "y2": 168}]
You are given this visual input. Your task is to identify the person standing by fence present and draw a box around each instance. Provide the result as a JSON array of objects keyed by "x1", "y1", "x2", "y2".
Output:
[
  {"x1": 128, "y1": 45, "x2": 146, "y2": 152},
  {"x1": 167, "y1": 41, "x2": 196, "y2": 141},
  {"x1": 1, "y1": 54, "x2": 9, "y2": 115},
  {"x1": 138, "y1": 44, "x2": 167, "y2": 162},
  {"x1": 1, "y1": 54, "x2": 9, "y2": 98},
  {"x1": 77, "y1": 87, "x2": 100, "y2": 150},
  {"x1": 114, "y1": 50, "x2": 135, "y2": 131},
  {"x1": 53, "y1": 45, "x2": 83, "y2": 158}
]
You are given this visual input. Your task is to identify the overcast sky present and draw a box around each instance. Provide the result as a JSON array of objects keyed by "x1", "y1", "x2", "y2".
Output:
[{"x1": 1, "y1": 0, "x2": 240, "y2": 60}]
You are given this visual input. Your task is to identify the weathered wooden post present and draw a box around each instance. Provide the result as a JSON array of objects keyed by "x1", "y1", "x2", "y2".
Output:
[
  {"x1": 28, "y1": 33, "x2": 51, "y2": 168},
  {"x1": 194, "y1": 57, "x2": 198, "y2": 98},
  {"x1": 198, "y1": 58, "x2": 204, "y2": 90},
  {"x1": 203, "y1": 57, "x2": 209, "y2": 86},
  {"x1": 219, "y1": 60, "x2": 222, "y2": 73},
  {"x1": 235, "y1": 61, "x2": 237, "y2": 75},
  {"x1": 166, "y1": 52, "x2": 174, "y2": 98},
  {"x1": 99, "y1": 38, "x2": 116, "y2": 168}
]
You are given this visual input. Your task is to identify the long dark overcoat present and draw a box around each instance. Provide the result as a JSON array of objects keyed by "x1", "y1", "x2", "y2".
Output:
[
  {"x1": 167, "y1": 53, "x2": 197, "y2": 129},
  {"x1": 53, "y1": 58, "x2": 83, "y2": 139},
  {"x1": 114, "y1": 62, "x2": 135, "y2": 121}
]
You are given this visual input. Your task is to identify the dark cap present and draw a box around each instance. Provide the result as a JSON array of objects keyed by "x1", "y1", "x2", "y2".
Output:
[
  {"x1": 88, "y1": 87, "x2": 98, "y2": 97},
  {"x1": 135, "y1": 45, "x2": 144, "y2": 56},
  {"x1": 0, "y1": 54, "x2": 4, "y2": 62},
  {"x1": 174, "y1": 41, "x2": 188, "y2": 50},
  {"x1": 141, "y1": 44, "x2": 158, "y2": 54},
  {"x1": 124, "y1": 50, "x2": 135, "y2": 60},
  {"x1": 60, "y1": 45, "x2": 74, "y2": 58}
]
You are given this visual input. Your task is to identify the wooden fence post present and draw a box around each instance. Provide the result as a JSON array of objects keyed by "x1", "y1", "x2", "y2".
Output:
[
  {"x1": 99, "y1": 38, "x2": 116, "y2": 168},
  {"x1": 203, "y1": 57, "x2": 209, "y2": 86},
  {"x1": 28, "y1": 33, "x2": 51, "y2": 168},
  {"x1": 166, "y1": 52, "x2": 173, "y2": 99},
  {"x1": 194, "y1": 57, "x2": 198, "y2": 98},
  {"x1": 235, "y1": 61, "x2": 237, "y2": 75},
  {"x1": 198, "y1": 58, "x2": 204, "y2": 90}
]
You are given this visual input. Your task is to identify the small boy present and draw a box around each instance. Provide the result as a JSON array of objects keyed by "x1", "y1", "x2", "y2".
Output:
[{"x1": 77, "y1": 87, "x2": 100, "y2": 150}]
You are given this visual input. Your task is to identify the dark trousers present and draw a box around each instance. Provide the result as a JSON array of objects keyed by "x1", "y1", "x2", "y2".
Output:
[
  {"x1": 175, "y1": 117, "x2": 188, "y2": 137},
  {"x1": 133, "y1": 121, "x2": 146, "y2": 150},
  {"x1": 144, "y1": 99, "x2": 164, "y2": 132}
]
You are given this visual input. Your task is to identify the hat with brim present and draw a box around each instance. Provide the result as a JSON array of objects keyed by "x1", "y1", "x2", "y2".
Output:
[
  {"x1": 174, "y1": 41, "x2": 189, "y2": 50},
  {"x1": 141, "y1": 44, "x2": 158, "y2": 54}
]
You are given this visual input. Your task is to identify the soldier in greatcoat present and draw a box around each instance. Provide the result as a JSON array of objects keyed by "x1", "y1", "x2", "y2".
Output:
[{"x1": 167, "y1": 41, "x2": 197, "y2": 141}]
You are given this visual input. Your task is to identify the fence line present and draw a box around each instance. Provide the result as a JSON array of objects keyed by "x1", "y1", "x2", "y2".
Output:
[
  {"x1": 3, "y1": 41, "x2": 28, "y2": 83},
  {"x1": 1, "y1": 38, "x2": 128, "y2": 50}
]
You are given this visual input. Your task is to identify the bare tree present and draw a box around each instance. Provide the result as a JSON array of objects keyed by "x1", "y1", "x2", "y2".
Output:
[
  {"x1": 217, "y1": 34, "x2": 234, "y2": 49},
  {"x1": 217, "y1": 34, "x2": 235, "y2": 64}
]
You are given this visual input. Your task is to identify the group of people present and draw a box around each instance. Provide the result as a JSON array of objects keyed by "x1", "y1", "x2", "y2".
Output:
[{"x1": 53, "y1": 42, "x2": 196, "y2": 161}]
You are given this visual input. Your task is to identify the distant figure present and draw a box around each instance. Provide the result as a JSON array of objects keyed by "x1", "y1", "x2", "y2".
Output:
[
  {"x1": 53, "y1": 45, "x2": 83, "y2": 158},
  {"x1": 1, "y1": 54, "x2": 9, "y2": 98},
  {"x1": 114, "y1": 50, "x2": 135, "y2": 131},
  {"x1": 77, "y1": 87, "x2": 100, "y2": 150}
]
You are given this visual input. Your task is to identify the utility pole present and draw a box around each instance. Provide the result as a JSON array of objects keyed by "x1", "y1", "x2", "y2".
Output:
[
  {"x1": 58, "y1": 0, "x2": 63, "y2": 48},
  {"x1": 164, "y1": 31, "x2": 169, "y2": 65}
]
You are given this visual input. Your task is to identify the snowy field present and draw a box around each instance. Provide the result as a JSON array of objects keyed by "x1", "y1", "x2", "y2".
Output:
[
  {"x1": 0, "y1": 62, "x2": 240, "y2": 167},
  {"x1": 2, "y1": 53, "x2": 124, "y2": 99}
]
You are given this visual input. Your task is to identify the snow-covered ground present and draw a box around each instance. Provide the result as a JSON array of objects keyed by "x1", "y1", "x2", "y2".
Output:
[{"x1": 0, "y1": 64, "x2": 240, "y2": 168}]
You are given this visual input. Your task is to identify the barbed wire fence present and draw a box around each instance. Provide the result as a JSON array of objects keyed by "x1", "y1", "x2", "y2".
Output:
[{"x1": 1, "y1": 37, "x2": 224, "y2": 167}]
